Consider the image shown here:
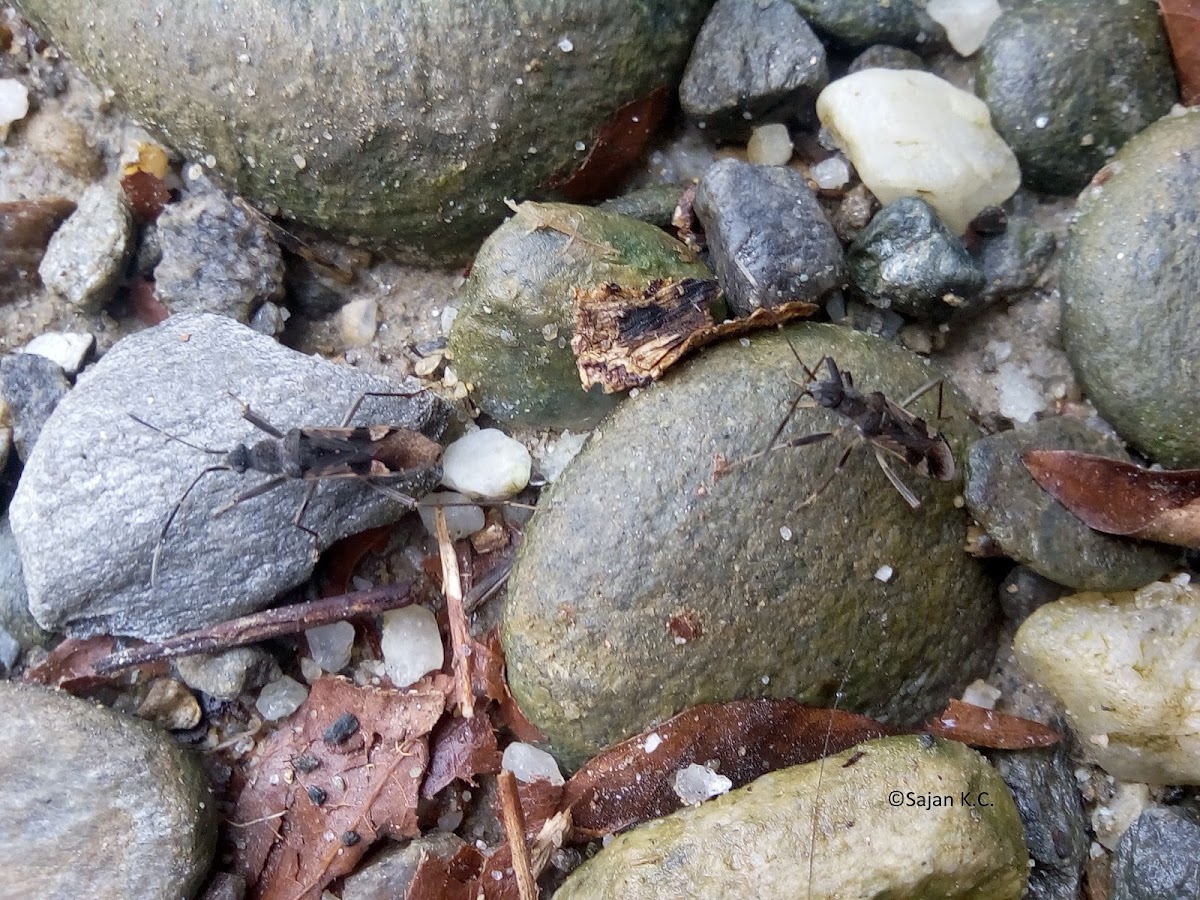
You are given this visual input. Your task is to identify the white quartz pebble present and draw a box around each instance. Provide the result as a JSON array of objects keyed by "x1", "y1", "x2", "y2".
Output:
[
  {"x1": 21, "y1": 332, "x2": 95, "y2": 376},
  {"x1": 927, "y1": 0, "x2": 1002, "y2": 57},
  {"x1": 502, "y1": 742, "x2": 565, "y2": 786},
  {"x1": 380, "y1": 605, "x2": 444, "y2": 688},
  {"x1": 255, "y1": 675, "x2": 309, "y2": 720},
  {"x1": 0, "y1": 79, "x2": 29, "y2": 140},
  {"x1": 440, "y1": 428, "x2": 532, "y2": 499},
  {"x1": 672, "y1": 763, "x2": 733, "y2": 806},
  {"x1": 809, "y1": 155, "x2": 851, "y2": 190},
  {"x1": 305, "y1": 620, "x2": 355, "y2": 673},
  {"x1": 817, "y1": 69, "x2": 1020, "y2": 234},
  {"x1": 418, "y1": 491, "x2": 486, "y2": 540},
  {"x1": 339, "y1": 297, "x2": 378, "y2": 347}
]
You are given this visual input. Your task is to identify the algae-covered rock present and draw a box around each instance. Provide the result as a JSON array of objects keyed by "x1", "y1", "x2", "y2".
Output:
[
  {"x1": 1014, "y1": 581, "x2": 1200, "y2": 785},
  {"x1": 556, "y1": 735, "x2": 1027, "y2": 900},
  {"x1": 1061, "y1": 109, "x2": 1200, "y2": 467},
  {"x1": 448, "y1": 202, "x2": 711, "y2": 430},
  {"x1": 14, "y1": 0, "x2": 713, "y2": 263},
  {"x1": 964, "y1": 417, "x2": 1176, "y2": 592},
  {"x1": 503, "y1": 323, "x2": 996, "y2": 767},
  {"x1": 978, "y1": 0, "x2": 1177, "y2": 194}
]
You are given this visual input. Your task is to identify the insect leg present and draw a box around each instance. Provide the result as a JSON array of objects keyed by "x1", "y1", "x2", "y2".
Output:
[
  {"x1": 213, "y1": 475, "x2": 290, "y2": 516},
  {"x1": 291, "y1": 481, "x2": 321, "y2": 554},
  {"x1": 226, "y1": 393, "x2": 287, "y2": 439},
  {"x1": 798, "y1": 440, "x2": 858, "y2": 508},
  {"x1": 898, "y1": 378, "x2": 945, "y2": 416},
  {"x1": 873, "y1": 446, "x2": 922, "y2": 510},
  {"x1": 338, "y1": 389, "x2": 426, "y2": 427},
  {"x1": 152, "y1": 465, "x2": 229, "y2": 586}
]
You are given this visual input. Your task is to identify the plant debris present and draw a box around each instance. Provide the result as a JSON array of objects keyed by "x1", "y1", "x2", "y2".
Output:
[
  {"x1": 922, "y1": 698, "x2": 1061, "y2": 750},
  {"x1": 231, "y1": 675, "x2": 447, "y2": 900},
  {"x1": 1160, "y1": 0, "x2": 1200, "y2": 105},
  {"x1": 571, "y1": 278, "x2": 817, "y2": 392},
  {"x1": 1023, "y1": 449, "x2": 1200, "y2": 549},
  {"x1": 422, "y1": 713, "x2": 503, "y2": 799}
]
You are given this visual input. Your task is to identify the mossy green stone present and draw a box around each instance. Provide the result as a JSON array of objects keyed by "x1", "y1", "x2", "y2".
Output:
[
  {"x1": 448, "y1": 202, "x2": 711, "y2": 430},
  {"x1": 14, "y1": 1, "x2": 712, "y2": 263},
  {"x1": 503, "y1": 323, "x2": 997, "y2": 768},
  {"x1": 977, "y1": 0, "x2": 1176, "y2": 194},
  {"x1": 556, "y1": 736, "x2": 1028, "y2": 900},
  {"x1": 1061, "y1": 110, "x2": 1200, "y2": 466}
]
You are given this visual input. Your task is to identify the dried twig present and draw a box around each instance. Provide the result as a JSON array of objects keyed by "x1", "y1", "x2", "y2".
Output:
[
  {"x1": 435, "y1": 508, "x2": 474, "y2": 718},
  {"x1": 95, "y1": 582, "x2": 419, "y2": 674},
  {"x1": 498, "y1": 770, "x2": 539, "y2": 900}
]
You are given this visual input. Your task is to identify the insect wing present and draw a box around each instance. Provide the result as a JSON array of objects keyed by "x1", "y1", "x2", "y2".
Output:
[{"x1": 871, "y1": 399, "x2": 956, "y2": 481}]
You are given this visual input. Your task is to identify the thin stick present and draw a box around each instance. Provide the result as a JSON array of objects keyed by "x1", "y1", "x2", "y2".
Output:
[
  {"x1": 435, "y1": 508, "x2": 473, "y2": 718},
  {"x1": 497, "y1": 770, "x2": 539, "y2": 900},
  {"x1": 95, "y1": 582, "x2": 418, "y2": 674}
]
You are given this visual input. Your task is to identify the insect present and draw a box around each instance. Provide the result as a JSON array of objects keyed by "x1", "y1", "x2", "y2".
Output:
[
  {"x1": 715, "y1": 346, "x2": 955, "y2": 509},
  {"x1": 131, "y1": 391, "x2": 444, "y2": 584}
]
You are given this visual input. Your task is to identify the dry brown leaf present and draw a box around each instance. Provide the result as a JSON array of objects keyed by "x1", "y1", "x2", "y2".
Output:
[
  {"x1": 1160, "y1": 0, "x2": 1200, "y2": 105},
  {"x1": 422, "y1": 714, "x2": 503, "y2": 799},
  {"x1": 404, "y1": 843, "x2": 485, "y2": 900},
  {"x1": 21, "y1": 636, "x2": 152, "y2": 693},
  {"x1": 473, "y1": 779, "x2": 565, "y2": 900},
  {"x1": 923, "y1": 699, "x2": 1061, "y2": 750},
  {"x1": 571, "y1": 278, "x2": 818, "y2": 393},
  {"x1": 1023, "y1": 449, "x2": 1200, "y2": 549},
  {"x1": 561, "y1": 698, "x2": 898, "y2": 840},
  {"x1": 232, "y1": 676, "x2": 447, "y2": 900}
]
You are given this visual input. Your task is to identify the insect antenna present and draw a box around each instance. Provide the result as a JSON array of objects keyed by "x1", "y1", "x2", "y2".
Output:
[
  {"x1": 151, "y1": 464, "x2": 231, "y2": 585},
  {"x1": 806, "y1": 648, "x2": 856, "y2": 900},
  {"x1": 128, "y1": 414, "x2": 229, "y2": 456}
]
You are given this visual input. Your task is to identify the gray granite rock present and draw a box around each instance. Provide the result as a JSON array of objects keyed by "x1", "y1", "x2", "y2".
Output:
[
  {"x1": 504, "y1": 323, "x2": 996, "y2": 767},
  {"x1": 0, "y1": 681, "x2": 216, "y2": 898},
  {"x1": 14, "y1": 0, "x2": 712, "y2": 264},
  {"x1": 0, "y1": 351, "x2": 70, "y2": 461},
  {"x1": 37, "y1": 182, "x2": 132, "y2": 311},
  {"x1": 0, "y1": 513, "x2": 50, "y2": 649},
  {"x1": 1111, "y1": 805, "x2": 1200, "y2": 900},
  {"x1": 786, "y1": 0, "x2": 942, "y2": 47},
  {"x1": 991, "y1": 747, "x2": 1088, "y2": 900},
  {"x1": 9, "y1": 314, "x2": 449, "y2": 639},
  {"x1": 1062, "y1": 110, "x2": 1200, "y2": 466},
  {"x1": 978, "y1": 0, "x2": 1177, "y2": 194},
  {"x1": 0, "y1": 626, "x2": 18, "y2": 676},
  {"x1": 155, "y1": 189, "x2": 284, "y2": 323},
  {"x1": 694, "y1": 158, "x2": 844, "y2": 315},
  {"x1": 175, "y1": 648, "x2": 278, "y2": 701},
  {"x1": 447, "y1": 202, "x2": 709, "y2": 430},
  {"x1": 977, "y1": 213, "x2": 1056, "y2": 302},
  {"x1": 964, "y1": 417, "x2": 1177, "y2": 591},
  {"x1": 848, "y1": 197, "x2": 984, "y2": 323},
  {"x1": 680, "y1": 0, "x2": 828, "y2": 141}
]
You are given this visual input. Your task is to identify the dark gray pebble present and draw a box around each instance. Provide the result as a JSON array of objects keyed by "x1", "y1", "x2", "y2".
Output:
[
  {"x1": 680, "y1": 0, "x2": 828, "y2": 141},
  {"x1": 991, "y1": 747, "x2": 1088, "y2": 900},
  {"x1": 787, "y1": 0, "x2": 942, "y2": 47},
  {"x1": 998, "y1": 565, "x2": 1066, "y2": 624},
  {"x1": 978, "y1": 0, "x2": 1177, "y2": 194},
  {"x1": 694, "y1": 157, "x2": 844, "y2": 315},
  {"x1": 847, "y1": 197, "x2": 984, "y2": 323},
  {"x1": 0, "y1": 352, "x2": 70, "y2": 461},
  {"x1": 1111, "y1": 805, "x2": 1200, "y2": 900}
]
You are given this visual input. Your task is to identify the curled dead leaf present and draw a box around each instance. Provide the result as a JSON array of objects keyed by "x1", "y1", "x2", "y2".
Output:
[
  {"x1": 923, "y1": 699, "x2": 1060, "y2": 750},
  {"x1": 1023, "y1": 449, "x2": 1200, "y2": 549}
]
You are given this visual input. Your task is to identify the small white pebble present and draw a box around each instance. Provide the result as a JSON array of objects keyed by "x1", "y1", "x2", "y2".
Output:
[
  {"x1": 502, "y1": 742, "x2": 565, "y2": 786},
  {"x1": 418, "y1": 491, "x2": 486, "y2": 539},
  {"x1": 809, "y1": 155, "x2": 852, "y2": 190},
  {"x1": 780, "y1": 526, "x2": 793, "y2": 541},
  {"x1": 961, "y1": 679, "x2": 1002, "y2": 710},
  {"x1": 441, "y1": 429, "x2": 532, "y2": 499},
  {"x1": 0, "y1": 79, "x2": 30, "y2": 140},
  {"x1": 643, "y1": 733, "x2": 663, "y2": 753},
  {"x1": 1034, "y1": 115, "x2": 1049, "y2": 129},
  {"x1": 874, "y1": 565, "x2": 894, "y2": 583},
  {"x1": 380, "y1": 606, "x2": 444, "y2": 688},
  {"x1": 746, "y1": 123, "x2": 793, "y2": 166},
  {"x1": 926, "y1": 0, "x2": 1001, "y2": 56},
  {"x1": 672, "y1": 764, "x2": 733, "y2": 805},
  {"x1": 305, "y1": 621, "x2": 356, "y2": 673},
  {"x1": 21, "y1": 332, "x2": 95, "y2": 376},
  {"x1": 255, "y1": 676, "x2": 309, "y2": 721},
  {"x1": 557, "y1": 36, "x2": 574, "y2": 52},
  {"x1": 338, "y1": 297, "x2": 377, "y2": 348}
]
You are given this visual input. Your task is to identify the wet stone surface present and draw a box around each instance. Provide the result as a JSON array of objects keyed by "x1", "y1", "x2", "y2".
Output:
[
  {"x1": 0, "y1": 351, "x2": 70, "y2": 461},
  {"x1": 9, "y1": 313, "x2": 448, "y2": 639},
  {"x1": 0, "y1": 680, "x2": 216, "y2": 899},
  {"x1": 1061, "y1": 109, "x2": 1200, "y2": 467},
  {"x1": 964, "y1": 417, "x2": 1177, "y2": 592},
  {"x1": 847, "y1": 197, "x2": 984, "y2": 323},
  {"x1": 1110, "y1": 805, "x2": 1200, "y2": 900},
  {"x1": 786, "y1": 0, "x2": 943, "y2": 48},
  {"x1": 978, "y1": 0, "x2": 1177, "y2": 194},
  {"x1": 693, "y1": 158, "x2": 844, "y2": 315},
  {"x1": 14, "y1": 0, "x2": 712, "y2": 263},
  {"x1": 680, "y1": 0, "x2": 828, "y2": 141},
  {"x1": 504, "y1": 323, "x2": 996, "y2": 768}
]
